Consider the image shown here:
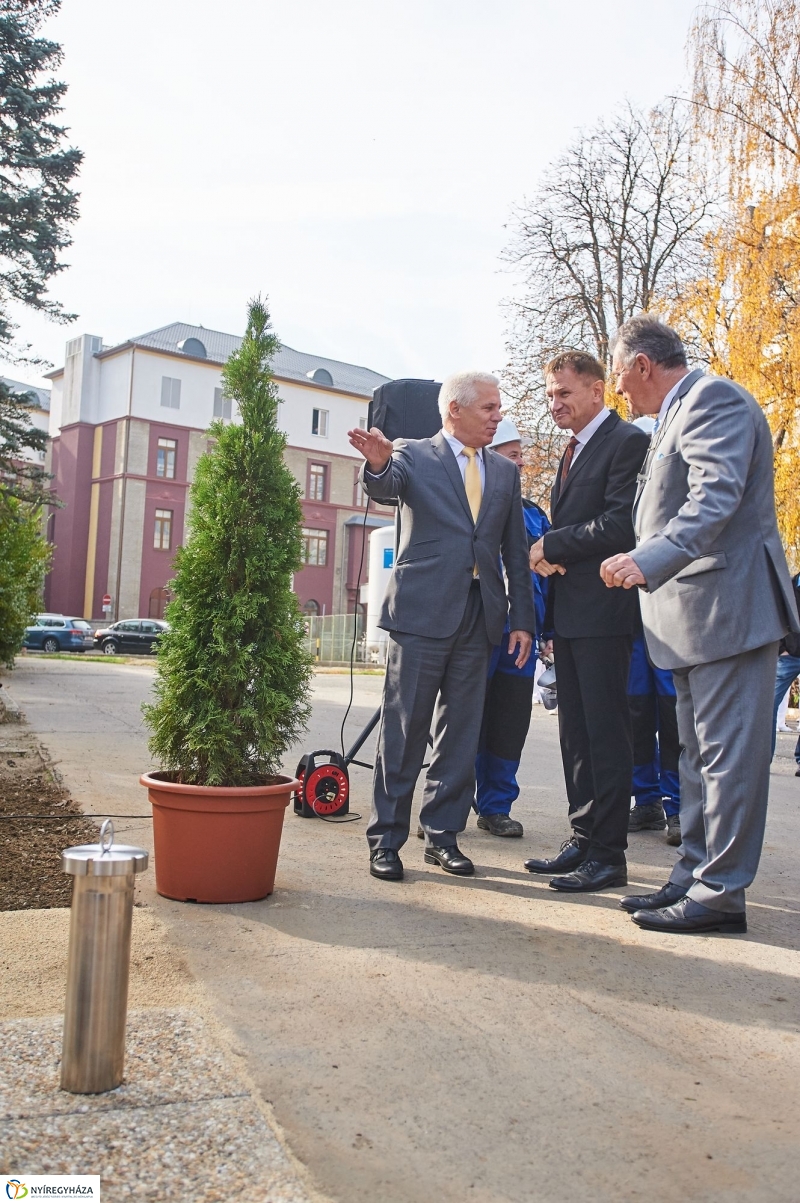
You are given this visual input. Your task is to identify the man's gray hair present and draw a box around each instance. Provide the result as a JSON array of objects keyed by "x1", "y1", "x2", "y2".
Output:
[
  {"x1": 438, "y1": 370, "x2": 499, "y2": 420},
  {"x1": 612, "y1": 314, "x2": 688, "y2": 370}
]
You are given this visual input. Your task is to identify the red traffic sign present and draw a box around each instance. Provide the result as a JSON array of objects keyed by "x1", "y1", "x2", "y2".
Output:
[{"x1": 102, "y1": 594, "x2": 111, "y2": 605}]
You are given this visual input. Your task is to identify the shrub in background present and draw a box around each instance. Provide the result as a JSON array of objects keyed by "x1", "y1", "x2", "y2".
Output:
[
  {"x1": 0, "y1": 496, "x2": 51, "y2": 667},
  {"x1": 143, "y1": 298, "x2": 311, "y2": 785}
]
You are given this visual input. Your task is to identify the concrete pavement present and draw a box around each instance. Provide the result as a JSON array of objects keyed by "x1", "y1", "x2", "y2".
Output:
[{"x1": 5, "y1": 655, "x2": 800, "y2": 1203}]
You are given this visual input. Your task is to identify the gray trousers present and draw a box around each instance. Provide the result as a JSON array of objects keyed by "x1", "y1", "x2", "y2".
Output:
[
  {"x1": 669, "y1": 641, "x2": 779, "y2": 913},
  {"x1": 368, "y1": 583, "x2": 492, "y2": 852}
]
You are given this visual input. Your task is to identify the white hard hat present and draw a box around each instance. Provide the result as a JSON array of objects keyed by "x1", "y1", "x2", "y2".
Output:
[
  {"x1": 491, "y1": 416, "x2": 521, "y2": 447},
  {"x1": 631, "y1": 415, "x2": 656, "y2": 435}
]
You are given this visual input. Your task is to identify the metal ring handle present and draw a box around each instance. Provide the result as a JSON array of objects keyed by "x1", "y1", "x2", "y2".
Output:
[{"x1": 99, "y1": 819, "x2": 115, "y2": 854}]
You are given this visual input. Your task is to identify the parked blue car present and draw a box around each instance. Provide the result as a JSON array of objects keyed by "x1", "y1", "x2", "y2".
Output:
[{"x1": 23, "y1": 614, "x2": 94, "y2": 653}]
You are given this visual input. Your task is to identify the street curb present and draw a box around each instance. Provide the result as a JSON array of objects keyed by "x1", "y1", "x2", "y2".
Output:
[{"x1": 0, "y1": 681, "x2": 23, "y2": 723}]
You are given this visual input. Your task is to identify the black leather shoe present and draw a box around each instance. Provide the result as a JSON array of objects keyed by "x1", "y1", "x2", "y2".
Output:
[
  {"x1": 620, "y1": 880, "x2": 686, "y2": 914},
  {"x1": 632, "y1": 897, "x2": 747, "y2": 934},
  {"x1": 370, "y1": 849, "x2": 404, "y2": 881},
  {"x1": 477, "y1": 813, "x2": 523, "y2": 837},
  {"x1": 424, "y1": 844, "x2": 474, "y2": 875},
  {"x1": 524, "y1": 836, "x2": 584, "y2": 875},
  {"x1": 549, "y1": 860, "x2": 627, "y2": 893}
]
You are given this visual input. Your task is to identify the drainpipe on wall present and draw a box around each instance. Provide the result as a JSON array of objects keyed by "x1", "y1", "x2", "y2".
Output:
[{"x1": 114, "y1": 348, "x2": 135, "y2": 622}]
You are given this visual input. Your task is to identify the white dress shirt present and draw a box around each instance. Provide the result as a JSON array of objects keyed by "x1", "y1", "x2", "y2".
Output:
[
  {"x1": 364, "y1": 429, "x2": 486, "y2": 487},
  {"x1": 441, "y1": 430, "x2": 486, "y2": 489},
  {"x1": 569, "y1": 406, "x2": 612, "y2": 468}
]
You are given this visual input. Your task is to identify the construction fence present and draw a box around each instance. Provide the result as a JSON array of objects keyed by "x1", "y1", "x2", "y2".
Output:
[{"x1": 303, "y1": 613, "x2": 368, "y2": 665}]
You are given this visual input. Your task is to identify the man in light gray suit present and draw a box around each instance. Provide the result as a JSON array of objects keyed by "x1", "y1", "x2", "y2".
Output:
[
  {"x1": 601, "y1": 315, "x2": 799, "y2": 934},
  {"x1": 347, "y1": 372, "x2": 535, "y2": 881}
]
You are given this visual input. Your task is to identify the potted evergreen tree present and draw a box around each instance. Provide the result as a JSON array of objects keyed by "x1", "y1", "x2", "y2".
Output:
[{"x1": 140, "y1": 299, "x2": 311, "y2": 903}]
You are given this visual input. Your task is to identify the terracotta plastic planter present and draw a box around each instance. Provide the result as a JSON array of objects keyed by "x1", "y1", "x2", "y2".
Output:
[{"x1": 140, "y1": 771, "x2": 299, "y2": 903}]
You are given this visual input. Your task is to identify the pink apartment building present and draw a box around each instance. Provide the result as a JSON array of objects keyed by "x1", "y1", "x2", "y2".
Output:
[{"x1": 41, "y1": 322, "x2": 393, "y2": 621}]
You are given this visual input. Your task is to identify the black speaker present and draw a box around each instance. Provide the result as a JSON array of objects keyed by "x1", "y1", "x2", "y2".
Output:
[{"x1": 368, "y1": 378, "x2": 442, "y2": 442}]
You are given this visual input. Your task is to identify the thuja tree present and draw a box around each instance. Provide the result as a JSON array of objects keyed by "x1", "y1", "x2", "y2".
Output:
[
  {"x1": 0, "y1": 494, "x2": 50, "y2": 666},
  {"x1": 143, "y1": 298, "x2": 312, "y2": 786}
]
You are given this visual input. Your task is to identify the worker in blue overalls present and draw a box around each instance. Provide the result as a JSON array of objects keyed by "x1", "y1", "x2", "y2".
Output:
[{"x1": 475, "y1": 417, "x2": 550, "y2": 836}]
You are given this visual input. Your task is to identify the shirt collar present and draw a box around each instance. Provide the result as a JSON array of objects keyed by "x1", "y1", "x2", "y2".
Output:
[
  {"x1": 657, "y1": 373, "x2": 691, "y2": 425},
  {"x1": 574, "y1": 406, "x2": 611, "y2": 446},
  {"x1": 442, "y1": 430, "x2": 484, "y2": 458}
]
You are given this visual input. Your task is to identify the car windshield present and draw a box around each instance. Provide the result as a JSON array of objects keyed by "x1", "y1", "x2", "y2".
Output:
[{"x1": 71, "y1": 620, "x2": 92, "y2": 630}]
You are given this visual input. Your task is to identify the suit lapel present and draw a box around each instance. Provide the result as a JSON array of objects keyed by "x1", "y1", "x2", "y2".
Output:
[
  {"x1": 553, "y1": 411, "x2": 619, "y2": 514},
  {"x1": 431, "y1": 431, "x2": 474, "y2": 525},
  {"x1": 633, "y1": 369, "x2": 705, "y2": 508}
]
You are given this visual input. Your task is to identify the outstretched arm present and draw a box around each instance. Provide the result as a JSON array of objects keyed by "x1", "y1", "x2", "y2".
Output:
[
  {"x1": 347, "y1": 426, "x2": 394, "y2": 474},
  {"x1": 348, "y1": 427, "x2": 410, "y2": 501}
]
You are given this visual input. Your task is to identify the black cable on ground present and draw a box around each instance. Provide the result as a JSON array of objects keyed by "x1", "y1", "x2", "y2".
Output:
[{"x1": 0, "y1": 814, "x2": 152, "y2": 820}]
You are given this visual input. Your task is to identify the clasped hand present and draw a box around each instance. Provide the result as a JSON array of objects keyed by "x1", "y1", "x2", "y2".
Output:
[
  {"x1": 599, "y1": 553, "x2": 646, "y2": 589},
  {"x1": 529, "y1": 537, "x2": 565, "y2": 578}
]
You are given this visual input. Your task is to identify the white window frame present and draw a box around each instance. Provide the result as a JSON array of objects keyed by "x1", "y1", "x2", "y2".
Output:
[
  {"x1": 213, "y1": 388, "x2": 232, "y2": 420},
  {"x1": 160, "y1": 377, "x2": 181, "y2": 410},
  {"x1": 311, "y1": 408, "x2": 329, "y2": 437}
]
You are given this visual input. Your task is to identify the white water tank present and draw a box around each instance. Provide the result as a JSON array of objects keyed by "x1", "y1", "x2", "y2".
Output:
[{"x1": 366, "y1": 524, "x2": 396, "y2": 663}]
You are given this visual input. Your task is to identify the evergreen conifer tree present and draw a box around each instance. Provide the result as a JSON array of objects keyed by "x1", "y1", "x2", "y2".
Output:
[
  {"x1": 143, "y1": 299, "x2": 312, "y2": 787},
  {"x1": 0, "y1": 0, "x2": 82, "y2": 352},
  {"x1": 0, "y1": 378, "x2": 50, "y2": 504}
]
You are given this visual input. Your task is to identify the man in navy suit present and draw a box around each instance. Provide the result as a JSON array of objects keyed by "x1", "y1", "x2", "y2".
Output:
[{"x1": 524, "y1": 352, "x2": 649, "y2": 893}]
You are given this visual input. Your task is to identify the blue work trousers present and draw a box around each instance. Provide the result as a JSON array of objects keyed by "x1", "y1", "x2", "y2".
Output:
[
  {"x1": 772, "y1": 653, "x2": 800, "y2": 763},
  {"x1": 475, "y1": 637, "x2": 536, "y2": 816},
  {"x1": 628, "y1": 635, "x2": 680, "y2": 816}
]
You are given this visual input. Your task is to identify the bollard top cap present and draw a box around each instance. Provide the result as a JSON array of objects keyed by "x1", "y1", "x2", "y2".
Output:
[{"x1": 62, "y1": 819, "x2": 149, "y2": 877}]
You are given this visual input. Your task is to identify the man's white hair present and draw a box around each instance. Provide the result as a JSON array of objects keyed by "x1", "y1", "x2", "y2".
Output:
[{"x1": 438, "y1": 371, "x2": 499, "y2": 421}]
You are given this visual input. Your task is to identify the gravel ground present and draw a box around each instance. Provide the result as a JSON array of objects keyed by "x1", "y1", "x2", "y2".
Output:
[{"x1": 0, "y1": 1010, "x2": 323, "y2": 1202}]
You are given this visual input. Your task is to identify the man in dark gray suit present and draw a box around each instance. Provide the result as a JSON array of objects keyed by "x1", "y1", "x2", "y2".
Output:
[
  {"x1": 602, "y1": 315, "x2": 799, "y2": 934},
  {"x1": 347, "y1": 372, "x2": 536, "y2": 881}
]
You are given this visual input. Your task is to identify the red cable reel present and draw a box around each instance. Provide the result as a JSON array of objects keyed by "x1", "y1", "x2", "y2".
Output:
[{"x1": 294, "y1": 750, "x2": 350, "y2": 818}]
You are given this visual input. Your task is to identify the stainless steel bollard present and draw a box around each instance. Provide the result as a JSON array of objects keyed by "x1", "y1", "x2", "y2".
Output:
[{"x1": 60, "y1": 820, "x2": 148, "y2": 1093}]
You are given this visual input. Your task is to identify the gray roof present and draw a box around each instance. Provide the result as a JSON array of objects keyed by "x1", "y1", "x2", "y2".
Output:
[
  {"x1": 124, "y1": 322, "x2": 390, "y2": 398},
  {"x1": 1, "y1": 376, "x2": 50, "y2": 411}
]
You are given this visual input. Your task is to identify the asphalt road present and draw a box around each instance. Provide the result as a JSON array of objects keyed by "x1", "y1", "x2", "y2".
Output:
[{"x1": 5, "y1": 655, "x2": 800, "y2": 1203}]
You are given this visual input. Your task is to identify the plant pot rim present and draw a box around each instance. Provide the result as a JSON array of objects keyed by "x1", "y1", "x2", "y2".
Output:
[{"x1": 140, "y1": 770, "x2": 300, "y2": 796}]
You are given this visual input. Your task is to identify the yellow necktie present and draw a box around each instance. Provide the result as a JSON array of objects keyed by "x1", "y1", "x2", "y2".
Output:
[
  {"x1": 463, "y1": 447, "x2": 482, "y2": 522},
  {"x1": 464, "y1": 447, "x2": 482, "y2": 577}
]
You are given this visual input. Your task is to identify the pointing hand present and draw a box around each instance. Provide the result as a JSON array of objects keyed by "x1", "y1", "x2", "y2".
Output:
[{"x1": 347, "y1": 426, "x2": 394, "y2": 474}]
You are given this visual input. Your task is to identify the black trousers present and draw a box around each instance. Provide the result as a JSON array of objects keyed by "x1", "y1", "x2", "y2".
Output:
[{"x1": 554, "y1": 633, "x2": 633, "y2": 864}]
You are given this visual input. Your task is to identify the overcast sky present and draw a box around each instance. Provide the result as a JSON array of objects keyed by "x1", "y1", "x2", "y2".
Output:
[{"x1": 5, "y1": 0, "x2": 700, "y2": 390}]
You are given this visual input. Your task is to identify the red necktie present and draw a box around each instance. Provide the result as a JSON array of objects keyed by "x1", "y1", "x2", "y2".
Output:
[{"x1": 560, "y1": 436, "x2": 579, "y2": 485}]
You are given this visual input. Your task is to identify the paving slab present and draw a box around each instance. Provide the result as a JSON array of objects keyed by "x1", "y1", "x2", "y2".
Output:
[{"x1": 4, "y1": 657, "x2": 800, "y2": 1203}]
